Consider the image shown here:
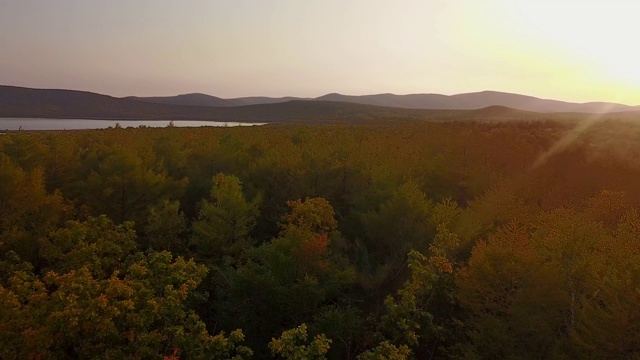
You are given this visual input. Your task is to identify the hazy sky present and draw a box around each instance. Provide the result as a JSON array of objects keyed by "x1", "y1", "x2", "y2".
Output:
[{"x1": 1, "y1": 0, "x2": 640, "y2": 103}]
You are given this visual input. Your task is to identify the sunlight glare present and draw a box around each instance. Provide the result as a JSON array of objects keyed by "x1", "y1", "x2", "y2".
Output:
[{"x1": 508, "y1": 1, "x2": 640, "y2": 87}]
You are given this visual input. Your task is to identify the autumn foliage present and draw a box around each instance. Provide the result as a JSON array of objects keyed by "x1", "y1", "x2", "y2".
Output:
[{"x1": 2, "y1": 119, "x2": 640, "y2": 358}]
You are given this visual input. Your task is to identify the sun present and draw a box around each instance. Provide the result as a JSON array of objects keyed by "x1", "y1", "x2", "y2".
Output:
[{"x1": 504, "y1": 0, "x2": 640, "y2": 101}]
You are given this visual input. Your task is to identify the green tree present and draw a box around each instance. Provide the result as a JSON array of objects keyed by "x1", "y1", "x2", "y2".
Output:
[
  {"x1": 152, "y1": 135, "x2": 188, "y2": 179},
  {"x1": 357, "y1": 341, "x2": 411, "y2": 360},
  {"x1": 39, "y1": 215, "x2": 138, "y2": 278},
  {"x1": 0, "y1": 154, "x2": 69, "y2": 263},
  {"x1": 1, "y1": 133, "x2": 48, "y2": 171},
  {"x1": 570, "y1": 204, "x2": 640, "y2": 358},
  {"x1": 191, "y1": 173, "x2": 261, "y2": 261},
  {"x1": 80, "y1": 146, "x2": 183, "y2": 224},
  {"x1": 456, "y1": 223, "x2": 567, "y2": 359},
  {"x1": 269, "y1": 324, "x2": 331, "y2": 360},
  {"x1": 0, "y1": 252, "x2": 252, "y2": 359},
  {"x1": 144, "y1": 200, "x2": 188, "y2": 253},
  {"x1": 378, "y1": 225, "x2": 459, "y2": 358},
  {"x1": 214, "y1": 198, "x2": 355, "y2": 354},
  {"x1": 359, "y1": 182, "x2": 434, "y2": 285},
  {"x1": 281, "y1": 197, "x2": 337, "y2": 237},
  {"x1": 311, "y1": 304, "x2": 367, "y2": 360}
]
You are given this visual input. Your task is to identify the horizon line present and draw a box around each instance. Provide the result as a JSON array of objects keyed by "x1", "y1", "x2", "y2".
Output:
[{"x1": 2, "y1": 83, "x2": 639, "y2": 107}]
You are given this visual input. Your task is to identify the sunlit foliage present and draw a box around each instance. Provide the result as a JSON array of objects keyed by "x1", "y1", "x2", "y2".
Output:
[{"x1": 1, "y1": 119, "x2": 640, "y2": 358}]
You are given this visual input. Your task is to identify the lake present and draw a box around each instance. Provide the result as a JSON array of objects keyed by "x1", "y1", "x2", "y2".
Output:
[{"x1": 0, "y1": 118, "x2": 267, "y2": 131}]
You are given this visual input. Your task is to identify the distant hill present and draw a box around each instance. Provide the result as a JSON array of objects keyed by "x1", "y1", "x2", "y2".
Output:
[
  {"x1": 128, "y1": 90, "x2": 640, "y2": 113},
  {"x1": 228, "y1": 96, "x2": 307, "y2": 106},
  {"x1": 315, "y1": 91, "x2": 640, "y2": 113},
  {"x1": 124, "y1": 93, "x2": 232, "y2": 107},
  {"x1": 465, "y1": 105, "x2": 537, "y2": 119},
  {"x1": 2, "y1": 85, "x2": 639, "y2": 124},
  {"x1": 0, "y1": 85, "x2": 455, "y2": 123},
  {"x1": 0, "y1": 86, "x2": 178, "y2": 119},
  {"x1": 126, "y1": 93, "x2": 306, "y2": 107}
]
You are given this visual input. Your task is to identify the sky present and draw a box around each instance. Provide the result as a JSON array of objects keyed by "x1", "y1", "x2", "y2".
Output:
[{"x1": 1, "y1": 0, "x2": 640, "y2": 104}]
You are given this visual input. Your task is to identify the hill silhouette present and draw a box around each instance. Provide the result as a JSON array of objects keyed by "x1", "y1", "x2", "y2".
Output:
[
  {"x1": 128, "y1": 90, "x2": 640, "y2": 113},
  {"x1": 125, "y1": 93, "x2": 306, "y2": 107},
  {"x1": 0, "y1": 85, "x2": 452, "y2": 123},
  {"x1": 124, "y1": 93, "x2": 231, "y2": 107},
  {"x1": 462, "y1": 105, "x2": 538, "y2": 119},
  {"x1": 315, "y1": 91, "x2": 640, "y2": 113},
  {"x1": 2, "y1": 85, "x2": 640, "y2": 124}
]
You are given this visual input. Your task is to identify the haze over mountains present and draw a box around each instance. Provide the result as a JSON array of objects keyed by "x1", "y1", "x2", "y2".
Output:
[
  {"x1": 130, "y1": 90, "x2": 640, "y2": 113},
  {"x1": 0, "y1": 85, "x2": 462, "y2": 124},
  {"x1": 126, "y1": 94, "x2": 306, "y2": 107},
  {"x1": 2, "y1": 85, "x2": 640, "y2": 125}
]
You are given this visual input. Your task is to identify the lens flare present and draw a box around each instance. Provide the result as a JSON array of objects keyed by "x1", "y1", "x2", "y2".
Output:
[{"x1": 531, "y1": 101, "x2": 625, "y2": 169}]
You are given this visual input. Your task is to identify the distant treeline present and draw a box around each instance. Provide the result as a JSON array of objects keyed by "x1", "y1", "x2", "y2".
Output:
[{"x1": 1, "y1": 120, "x2": 640, "y2": 359}]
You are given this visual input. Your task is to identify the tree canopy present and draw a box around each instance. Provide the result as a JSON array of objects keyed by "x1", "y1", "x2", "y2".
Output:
[{"x1": 2, "y1": 119, "x2": 640, "y2": 358}]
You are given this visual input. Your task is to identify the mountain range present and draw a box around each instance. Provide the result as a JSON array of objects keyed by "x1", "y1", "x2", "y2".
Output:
[
  {"x1": 129, "y1": 90, "x2": 640, "y2": 113},
  {"x1": 0, "y1": 85, "x2": 454, "y2": 123},
  {"x1": 125, "y1": 93, "x2": 306, "y2": 107},
  {"x1": 2, "y1": 85, "x2": 640, "y2": 124}
]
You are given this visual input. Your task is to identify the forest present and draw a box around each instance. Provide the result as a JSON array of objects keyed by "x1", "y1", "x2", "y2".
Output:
[{"x1": 1, "y1": 118, "x2": 640, "y2": 359}]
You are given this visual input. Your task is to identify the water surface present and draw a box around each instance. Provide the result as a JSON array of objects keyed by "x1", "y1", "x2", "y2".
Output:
[{"x1": 0, "y1": 118, "x2": 266, "y2": 131}]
